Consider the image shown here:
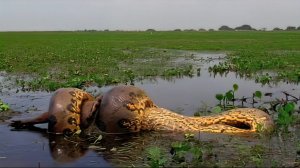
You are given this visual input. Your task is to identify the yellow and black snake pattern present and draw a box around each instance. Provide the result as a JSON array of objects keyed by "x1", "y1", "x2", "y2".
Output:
[
  {"x1": 96, "y1": 85, "x2": 274, "y2": 134},
  {"x1": 10, "y1": 85, "x2": 274, "y2": 135},
  {"x1": 10, "y1": 88, "x2": 96, "y2": 136}
]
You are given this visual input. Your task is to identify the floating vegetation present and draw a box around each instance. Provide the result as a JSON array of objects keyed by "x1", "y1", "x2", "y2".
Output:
[
  {"x1": 162, "y1": 65, "x2": 194, "y2": 78},
  {"x1": 1, "y1": 31, "x2": 300, "y2": 167},
  {"x1": 211, "y1": 83, "x2": 300, "y2": 134},
  {"x1": 0, "y1": 99, "x2": 10, "y2": 112},
  {"x1": 210, "y1": 50, "x2": 300, "y2": 84},
  {"x1": 1, "y1": 31, "x2": 300, "y2": 90}
]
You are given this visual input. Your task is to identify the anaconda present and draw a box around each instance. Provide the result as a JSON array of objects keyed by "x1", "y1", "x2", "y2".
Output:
[
  {"x1": 96, "y1": 85, "x2": 274, "y2": 134},
  {"x1": 10, "y1": 88, "x2": 100, "y2": 136},
  {"x1": 10, "y1": 85, "x2": 274, "y2": 135}
]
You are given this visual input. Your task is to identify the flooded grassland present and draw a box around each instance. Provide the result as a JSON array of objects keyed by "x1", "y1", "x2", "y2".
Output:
[
  {"x1": 1, "y1": 31, "x2": 300, "y2": 167},
  {"x1": 0, "y1": 50, "x2": 300, "y2": 167}
]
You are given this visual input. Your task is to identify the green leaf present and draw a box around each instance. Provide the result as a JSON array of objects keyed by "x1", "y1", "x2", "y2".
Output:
[
  {"x1": 254, "y1": 91, "x2": 262, "y2": 99},
  {"x1": 171, "y1": 142, "x2": 191, "y2": 152},
  {"x1": 190, "y1": 147, "x2": 203, "y2": 159},
  {"x1": 284, "y1": 102, "x2": 295, "y2": 113},
  {"x1": 233, "y1": 83, "x2": 239, "y2": 92},
  {"x1": 278, "y1": 107, "x2": 293, "y2": 126},
  {"x1": 212, "y1": 106, "x2": 222, "y2": 113},
  {"x1": 215, "y1": 94, "x2": 224, "y2": 101},
  {"x1": 0, "y1": 100, "x2": 10, "y2": 112},
  {"x1": 225, "y1": 90, "x2": 234, "y2": 100}
]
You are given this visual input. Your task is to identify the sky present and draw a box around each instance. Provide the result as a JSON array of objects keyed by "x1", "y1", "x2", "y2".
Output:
[{"x1": 0, "y1": 0, "x2": 300, "y2": 31}]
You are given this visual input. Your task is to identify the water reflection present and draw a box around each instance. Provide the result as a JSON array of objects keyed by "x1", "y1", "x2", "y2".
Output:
[
  {"x1": 13, "y1": 125, "x2": 300, "y2": 167},
  {"x1": 49, "y1": 135, "x2": 89, "y2": 163}
]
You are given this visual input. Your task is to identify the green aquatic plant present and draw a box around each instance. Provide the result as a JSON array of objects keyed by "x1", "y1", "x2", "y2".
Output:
[
  {"x1": 0, "y1": 100, "x2": 10, "y2": 112},
  {"x1": 144, "y1": 133, "x2": 216, "y2": 167},
  {"x1": 170, "y1": 133, "x2": 203, "y2": 165},
  {"x1": 253, "y1": 91, "x2": 262, "y2": 99},
  {"x1": 215, "y1": 83, "x2": 239, "y2": 110},
  {"x1": 1, "y1": 31, "x2": 300, "y2": 90},
  {"x1": 255, "y1": 73, "x2": 272, "y2": 85},
  {"x1": 208, "y1": 62, "x2": 232, "y2": 74},
  {"x1": 276, "y1": 102, "x2": 296, "y2": 131},
  {"x1": 250, "y1": 90, "x2": 263, "y2": 107},
  {"x1": 146, "y1": 146, "x2": 168, "y2": 168},
  {"x1": 162, "y1": 65, "x2": 194, "y2": 78},
  {"x1": 214, "y1": 83, "x2": 265, "y2": 110}
]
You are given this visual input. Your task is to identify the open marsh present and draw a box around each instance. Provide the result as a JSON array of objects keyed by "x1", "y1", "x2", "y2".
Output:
[
  {"x1": 0, "y1": 31, "x2": 300, "y2": 167},
  {"x1": 1, "y1": 31, "x2": 300, "y2": 90},
  {"x1": 1, "y1": 51, "x2": 300, "y2": 167}
]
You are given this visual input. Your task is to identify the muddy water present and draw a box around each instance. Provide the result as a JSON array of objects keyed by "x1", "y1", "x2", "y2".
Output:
[{"x1": 1, "y1": 52, "x2": 300, "y2": 167}]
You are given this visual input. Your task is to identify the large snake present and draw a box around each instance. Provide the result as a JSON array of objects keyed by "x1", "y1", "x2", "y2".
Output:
[
  {"x1": 95, "y1": 85, "x2": 274, "y2": 134},
  {"x1": 10, "y1": 85, "x2": 274, "y2": 135}
]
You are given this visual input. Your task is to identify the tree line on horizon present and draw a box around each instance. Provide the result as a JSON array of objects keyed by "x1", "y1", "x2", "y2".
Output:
[
  {"x1": 79, "y1": 24, "x2": 300, "y2": 32},
  {"x1": 217, "y1": 25, "x2": 300, "y2": 31},
  {"x1": 149, "y1": 25, "x2": 300, "y2": 32}
]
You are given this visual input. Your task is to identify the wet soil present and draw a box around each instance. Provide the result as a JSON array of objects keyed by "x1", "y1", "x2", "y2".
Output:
[{"x1": 0, "y1": 110, "x2": 21, "y2": 123}]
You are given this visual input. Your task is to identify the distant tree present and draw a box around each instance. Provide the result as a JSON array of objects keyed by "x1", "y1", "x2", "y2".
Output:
[
  {"x1": 235, "y1": 24, "x2": 256, "y2": 31},
  {"x1": 198, "y1": 28, "x2": 206, "y2": 32},
  {"x1": 83, "y1": 29, "x2": 97, "y2": 32},
  {"x1": 218, "y1": 25, "x2": 233, "y2": 31},
  {"x1": 208, "y1": 29, "x2": 215, "y2": 32},
  {"x1": 174, "y1": 29, "x2": 182, "y2": 31},
  {"x1": 297, "y1": 26, "x2": 300, "y2": 30},
  {"x1": 104, "y1": 29, "x2": 109, "y2": 32},
  {"x1": 273, "y1": 27, "x2": 283, "y2": 31},
  {"x1": 286, "y1": 26, "x2": 296, "y2": 31},
  {"x1": 146, "y1": 29, "x2": 156, "y2": 32},
  {"x1": 184, "y1": 29, "x2": 196, "y2": 32}
]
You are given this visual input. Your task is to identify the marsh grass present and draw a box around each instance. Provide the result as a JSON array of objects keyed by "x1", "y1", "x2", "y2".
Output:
[{"x1": 1, "y1": 31, "x2": 300, "y2": 90}]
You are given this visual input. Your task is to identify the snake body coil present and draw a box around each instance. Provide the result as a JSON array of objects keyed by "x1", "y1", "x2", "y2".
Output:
[{"x1": 10, "y1": 85, "x2": 274, "y2": 135}]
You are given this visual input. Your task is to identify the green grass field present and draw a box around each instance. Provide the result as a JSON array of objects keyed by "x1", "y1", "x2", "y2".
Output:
[{"x1": 1, "y1": 31, "x2": 300, "y2": 90}]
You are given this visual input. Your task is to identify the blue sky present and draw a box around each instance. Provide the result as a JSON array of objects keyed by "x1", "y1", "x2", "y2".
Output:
[{"x1": 0, "y1": 0, "x2": 299, "y2": 31}]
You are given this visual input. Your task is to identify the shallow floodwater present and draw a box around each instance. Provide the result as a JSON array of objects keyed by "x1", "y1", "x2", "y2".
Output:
[{"x1": 1, "y1": 52, "x2": 300, "y2": 167}]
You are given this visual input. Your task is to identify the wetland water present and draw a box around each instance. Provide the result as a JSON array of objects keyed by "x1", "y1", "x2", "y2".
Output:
[{"x1": 0, "y1": 52, "x2": 300, "y2": 167}]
